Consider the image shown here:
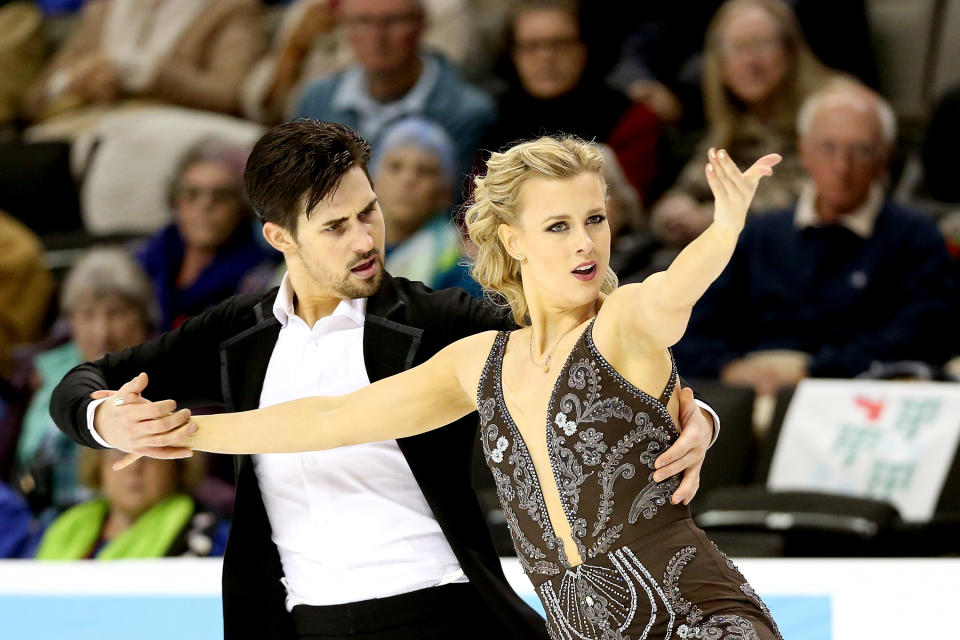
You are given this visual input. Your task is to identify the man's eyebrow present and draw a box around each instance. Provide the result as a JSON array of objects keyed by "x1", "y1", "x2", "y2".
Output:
[{"x1": 319, "y1": 200, "x2": 378, "y2": 227}]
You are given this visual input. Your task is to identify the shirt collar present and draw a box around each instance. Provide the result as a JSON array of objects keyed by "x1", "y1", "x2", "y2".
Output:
[
  {"x1": 272, "y1": 272, "x2": 367, "y2": 329},
  {"x1": 330, "y1": 54, "x2": 440, "y2": 117},
  {"x1": 794, "y1": 181, "x2": 884, "y2": 239}
]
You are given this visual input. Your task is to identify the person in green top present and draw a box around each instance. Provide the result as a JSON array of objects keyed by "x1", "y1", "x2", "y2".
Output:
[{"x1": 35, "y1": 447, "x2": 220, "y2": 559}]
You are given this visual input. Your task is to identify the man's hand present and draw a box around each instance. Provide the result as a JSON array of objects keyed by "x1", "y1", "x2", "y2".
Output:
[
  {"x1": 91, "y1": 373, "x2": 196, "y2": 463},
  {"x1": 653, "y1": 386, "x2": 710, "y2": 505}
]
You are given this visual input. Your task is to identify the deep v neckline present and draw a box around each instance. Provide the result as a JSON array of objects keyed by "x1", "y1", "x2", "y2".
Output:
[{"x1": 495, "y1": 319, "x2": 595, "y2": 568}]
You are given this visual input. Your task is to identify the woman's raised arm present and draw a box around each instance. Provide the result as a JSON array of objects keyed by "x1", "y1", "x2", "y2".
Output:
[
  {"x1": 113, "y1": 332, "x2": 495, "y2": 468},
  {"x1": 606, "y1": 149, "x2": 781, "y2": 352}
]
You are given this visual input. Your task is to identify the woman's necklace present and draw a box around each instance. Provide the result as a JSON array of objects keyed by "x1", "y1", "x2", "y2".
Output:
[{"x1": 528, "y1": 323, "x2": 582, "y2": 373}]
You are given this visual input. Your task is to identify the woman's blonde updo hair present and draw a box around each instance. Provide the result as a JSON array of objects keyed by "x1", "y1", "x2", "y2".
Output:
[{"x1": 466, "y1": 136, "x2": 618, "y2": 326}]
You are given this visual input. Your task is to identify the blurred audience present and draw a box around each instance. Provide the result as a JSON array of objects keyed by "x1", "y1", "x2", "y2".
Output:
[
  {"x1": 484, "y1": 0, "x2": 661, "y2": 200},
  {"x1": 0, "y1": 2, "x2": 43, "y2": 129},
  {"x1": 34, "y1": 448, "x2": 225, "y2": 559},
  {"x1": 0, "y1": 210, "x2": 52, "y2": 378},
  {"x1": 0, "y1": 480, "x2": 33, "y2": 558},
  {"x1": 13, "y1": 248, "x2": 155, "y2": 514},
  {"x1": 137, "y1": 140, "x2": 274, "y2": 330},
  {"x1": 650, "y1": 0, "x2": 837, "y2": 249},
  {"x1": 606, "y1": 1, "x2": 877, "y2": 127},
  {"x1": 242, "y1": 0, "x2": 473, "y2": 125},
  {"x1": 373, "y1": 117, "x2": 479, "y2": 295},
  {"x1": 294, "y1": 0, "x2": 496, "y2": 180},
  {"x1": 22, "y1": 0, "x2": 265, "y2": 136},
  {"x1": 675, "y1": 81, "x2": 956, "y2": 393}
]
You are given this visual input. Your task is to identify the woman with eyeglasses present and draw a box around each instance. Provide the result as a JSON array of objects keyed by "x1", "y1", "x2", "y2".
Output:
[{"x1": 138, "y1": 139, "x2": 276, "y2": 330}]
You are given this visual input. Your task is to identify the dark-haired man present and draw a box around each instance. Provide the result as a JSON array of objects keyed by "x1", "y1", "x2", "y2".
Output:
[{"x1": 51, "y1": 120, "x2": 718, "y2": 639}]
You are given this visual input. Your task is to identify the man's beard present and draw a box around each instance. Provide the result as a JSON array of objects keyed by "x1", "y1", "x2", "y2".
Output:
[{"x1": 334, "y1": 252, "x2": 384, "y2": 299}]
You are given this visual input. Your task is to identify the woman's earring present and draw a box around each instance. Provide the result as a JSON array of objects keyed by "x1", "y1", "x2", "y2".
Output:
[{"x1": 515, "y1": 254, "x2": 525, "y2": 260}]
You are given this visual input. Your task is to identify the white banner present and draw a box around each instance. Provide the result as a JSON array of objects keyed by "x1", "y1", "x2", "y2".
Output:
[{"x1": 767, "y1": 379, "x2": 960, "y2": 521}]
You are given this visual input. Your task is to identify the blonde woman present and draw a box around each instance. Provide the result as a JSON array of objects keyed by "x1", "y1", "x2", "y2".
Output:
[
  {"x1": 652, "y1": 0, "x2": 836, "y2": 248},
  {"x1": 117, "y1": 137, "x2": 782, "y2": 638}
]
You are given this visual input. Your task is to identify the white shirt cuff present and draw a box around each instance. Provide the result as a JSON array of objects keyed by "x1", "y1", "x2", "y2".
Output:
[
  {"x1": 86, "y1": 397, "x2": 113, "y2": 448},
  {"x1": 694, "y1": 399, "x2": 721, "y2": 448}
]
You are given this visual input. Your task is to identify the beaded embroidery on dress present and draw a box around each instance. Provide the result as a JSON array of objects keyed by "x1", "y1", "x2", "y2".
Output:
[{"x1": 477, "y1": 321, "x2": 782, "y2": 640}]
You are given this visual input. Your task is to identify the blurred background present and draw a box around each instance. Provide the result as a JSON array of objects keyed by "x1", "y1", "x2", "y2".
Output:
[{"x1": 0, "y1": 0, "x2": 958, "y2": 638}]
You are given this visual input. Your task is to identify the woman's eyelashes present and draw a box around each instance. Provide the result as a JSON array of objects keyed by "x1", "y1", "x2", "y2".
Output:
[{"x1": 545, "y1": 215, "x2": 606, "y2": 233}]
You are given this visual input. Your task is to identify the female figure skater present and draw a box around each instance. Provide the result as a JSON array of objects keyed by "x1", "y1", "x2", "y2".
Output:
[{"x1": 124, "y1": 137, "x2": 782, "y2": 639}]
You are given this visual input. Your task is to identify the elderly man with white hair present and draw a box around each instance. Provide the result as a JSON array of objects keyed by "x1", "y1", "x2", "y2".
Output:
[{"x1": 674, "y1": 80, "x2": 956, "y2": 393}]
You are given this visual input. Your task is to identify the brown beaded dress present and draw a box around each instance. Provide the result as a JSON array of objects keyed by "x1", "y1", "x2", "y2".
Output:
[{"x1": 477, "y1": 321, "x2": 782, "y2": 640}]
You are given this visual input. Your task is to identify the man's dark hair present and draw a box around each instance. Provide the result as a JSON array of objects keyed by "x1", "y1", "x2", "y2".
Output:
[{"x1": 243, "y1": 119, "x2": 372, "y2": 232}]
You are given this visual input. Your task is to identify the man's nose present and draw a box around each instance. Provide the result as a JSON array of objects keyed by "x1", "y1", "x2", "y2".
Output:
[{"x1": 350, "y1": 222, "x2": 375, "y2": 253}]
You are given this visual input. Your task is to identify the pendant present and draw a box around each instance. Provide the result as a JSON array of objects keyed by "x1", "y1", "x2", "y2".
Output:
[{"x1": 543, "y1": 356, "x2": 551, "y2": 373}]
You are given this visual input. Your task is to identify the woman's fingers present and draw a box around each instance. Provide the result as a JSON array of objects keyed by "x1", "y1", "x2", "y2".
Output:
[
  {"x1": 704, "y1": 148, "x2": 729, "y2": 200},
  {"x1": 113, "y1": 452, "x2": 142, "y2": 471},
  {"x1": 743, "y1": 153, "x2": 782, "y2": 185},
  {"x1": 138, "y1": 419, "x2": 198, "y2": 448}
]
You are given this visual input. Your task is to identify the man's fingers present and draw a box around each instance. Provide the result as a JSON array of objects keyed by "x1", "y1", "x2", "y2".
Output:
[
  {"x1": 138, "y1": 419, "x2": 198, "y2": 448},
  {"x1": 90, "y1": 389, "x2": 116, "y2": 400},
  {"x1": 672, "y1": 462, "x2": 703, "y2": 505},
  {"x1": 654, "y1": 450, "x2": 698, "y2": 483},
  {"x1": 677, "y1": 386, "x2": 698, "y2": 423},
  {"x1": 117, "y1": 372, "x2": 149, "y2": 396},
  {"x1": 126, "y1": 399, "x2": 179, "y2": 422}
]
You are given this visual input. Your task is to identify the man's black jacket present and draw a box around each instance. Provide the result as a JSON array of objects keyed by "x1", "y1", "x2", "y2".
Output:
[{"x1": 51, "y1": 274, "x2": 547, "y2": 639}]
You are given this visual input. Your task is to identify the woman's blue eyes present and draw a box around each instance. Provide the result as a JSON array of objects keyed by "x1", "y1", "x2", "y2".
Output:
[{"x1": 546, "y1": 215, "x2": 606, "y2": 232}]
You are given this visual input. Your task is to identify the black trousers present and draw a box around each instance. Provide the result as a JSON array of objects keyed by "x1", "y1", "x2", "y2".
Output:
[{"x1": 291, "y1": 582, "x2": 516, "y2": 639}]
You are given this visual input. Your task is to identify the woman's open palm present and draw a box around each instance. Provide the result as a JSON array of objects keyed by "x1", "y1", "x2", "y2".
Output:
[{"x1": 705, "y1": 148, "x2": 782, "y2": 231}]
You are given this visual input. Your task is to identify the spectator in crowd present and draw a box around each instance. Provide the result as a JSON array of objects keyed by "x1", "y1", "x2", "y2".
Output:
[
  {"x1": 34, "y1": 448, "x2": 225, "y2": 559},
  {"x1": 22, "y1": 0, "x2": 265, "y2": 134},
  {"x1": 484, "y1": 0, "x2": 661, "y2": 200},
  {"x1": 0, "y1": 2, "x2": 43, "y2": 129},
  {"x1": 372, "y1": 116, "x2": 480, "y2": 294},
  {"x1": 294, "y1": 0, "x2": 496, "y2": 179},
  {"x1": 138, "y1": 140, "x2": 275, "y2": 330},
  {"x1": 650, "y1": 0, "x2": 836, "y2": 249},
  {"x1": 13, "y1": 248, "x2": 155, "y2": 513},
  {"x1": 0, "y1": 210, "x2": 52, "y2": 378},
  {"x1": 242, "y1": 0, "x2": 473, "y2": 125},
  {"x1": 604, "y1": 1, "x2": 876, "y2": 127},
  {"x1": 674, "y1": 81, "x2": 956, "y2": 393}
]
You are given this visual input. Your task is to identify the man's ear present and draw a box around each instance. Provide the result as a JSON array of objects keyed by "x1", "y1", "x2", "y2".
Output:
[
  {"x1": 263, "y1": 221, "x2": 297, "y2": 253},
  {"x1": 497, "y1": 223, "x2": 523, "y2": 259}
]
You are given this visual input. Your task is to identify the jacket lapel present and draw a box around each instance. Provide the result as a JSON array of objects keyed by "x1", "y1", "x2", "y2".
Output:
[
  {"x1": 220, "y1": 295, "x2": 281, "y2": 413},
  {"x1": 362, "y1": 274, "x2": 423, "y2": 383}
]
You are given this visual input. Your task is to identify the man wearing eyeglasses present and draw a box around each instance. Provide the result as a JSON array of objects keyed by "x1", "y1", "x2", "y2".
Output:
[
  {"x1": 675, "y1": 80, "x2": 956, "y2": 394},
  {"x1": 294, "y1": 0, "x2": 495, "y2": 180}
]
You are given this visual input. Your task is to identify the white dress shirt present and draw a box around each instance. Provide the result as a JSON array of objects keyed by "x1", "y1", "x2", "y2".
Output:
[{"x1": 253, "y1": 275, "x2": 466, "y2": 609}]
